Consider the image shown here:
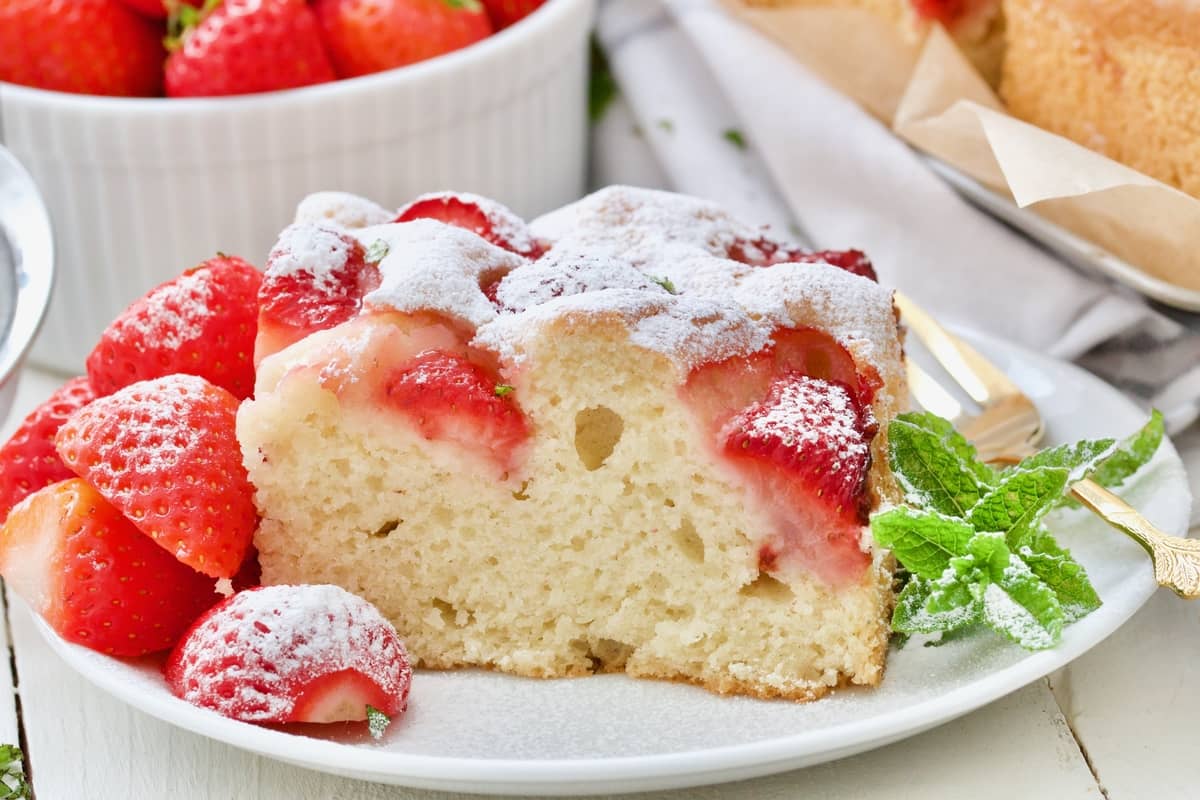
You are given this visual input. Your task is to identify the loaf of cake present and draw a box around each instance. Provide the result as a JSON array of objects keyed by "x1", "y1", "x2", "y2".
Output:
[
  {"x1": 238, "y1": 187, "x2": 906, "y2": 701},
  {"x1": 742, "y1": 0, "x2": 1006, "y2": 83},
  {"x1": 1000, "y1": 0, "x2": 1200, "y2": 198}
]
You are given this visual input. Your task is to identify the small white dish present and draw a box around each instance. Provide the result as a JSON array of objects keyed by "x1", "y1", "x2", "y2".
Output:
[{"x1": 32, "y1": 329, "x2": 1192, "y2": 796}]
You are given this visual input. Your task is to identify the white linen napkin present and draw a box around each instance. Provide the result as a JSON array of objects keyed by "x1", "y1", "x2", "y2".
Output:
[{"x1": 592, "y1": 0, "x2": 1200, "y2": 435}]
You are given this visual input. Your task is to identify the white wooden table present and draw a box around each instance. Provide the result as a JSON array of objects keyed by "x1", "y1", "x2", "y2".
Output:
[{"x1": 4, "y1": 366, "x2": 1198, "y2": 800}]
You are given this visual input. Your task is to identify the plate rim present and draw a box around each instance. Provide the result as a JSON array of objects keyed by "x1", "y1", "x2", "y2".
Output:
[{"x1": 31, "y1": 327, "x2": 1192, "y2": 793}]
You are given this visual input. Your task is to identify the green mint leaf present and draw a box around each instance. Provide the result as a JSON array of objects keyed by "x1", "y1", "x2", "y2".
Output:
[
  {"x1": 1063, "y1": 411, "x2": 1164, "y2": 509},
  {"x1": 891, "y1": 571, "x2": 981, "y2": 635},
  {"x1": 0, "y1": 745, "x2": 29, "y2": 800},
  {"x1": 442, "y1": 0, "x2": 483, "y2": 11},
  {"x1": 897, "y1": 411, "x2": 997, "y2": 486},
  {"x1": 657, "y1": 118, "x2": 675, "y2": 133},
  {"x1": 722, "y1": 128, "x2": 748, "y2": 150},
  {"x1": 650, "y1": 275, "x2": 678, "y2": 294},
  {"x1": 366, "y1": 705, "x2": 391, "y2": 740},
  {"x1": 588, "y1": 37, "x2": 619, "y2": 123},
  {"x1": 972, "y1": 534, "x2": 1065, "y2": 650},
  {"x1": 968, "y1": 466, "x2": 1070, "y2": 549},
  {"x1": 887, "y1": 415, "x2": 987, "y2": 515},
  {"x1": 366, "y1": 239, "x2": 389, "y2": 264},
  {"x1": 494, "y1": 384, "x2": 514, "y2": 397},
  {"x1": 1008, "y1": 438, "x2": 1115, "y2": 480},
  {"x1": 870, "y1": 507, "x2": 975, "y2": 580},
  {"x1": 1020, "y1": 531, "x2": 1101, "y2": 623}
]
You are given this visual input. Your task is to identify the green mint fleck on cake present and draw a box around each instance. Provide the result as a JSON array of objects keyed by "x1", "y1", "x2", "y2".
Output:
[
  {"x1": 873, "y1": 410, "x2": 1162, "y2": 650},
  {"x1": 366, "y1": 705, "x2": 391, "y2": 741},
  {"x1": 650, "y1": 275, "x2": 678, "y2": 294},
  {"x1": 366, "y1": 239, "x2": 389, "y2": 264},
  {"x1": 494, "y1": 384, "x2": 515, "y2": 397},
  {"x1": 722, "y1": 128, "x2": 748, "y2": 150},
  {"x1": 0, "y1": 745, "x2": 29, "y2": 800},
  {"x1": 442, "y1": 0, "x2": 483, "y2": 11}
]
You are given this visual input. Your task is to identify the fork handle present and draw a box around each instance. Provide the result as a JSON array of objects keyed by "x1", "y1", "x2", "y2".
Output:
[{"x1": 1071, "y1": 478, "x2": 1200, "y2": 600}]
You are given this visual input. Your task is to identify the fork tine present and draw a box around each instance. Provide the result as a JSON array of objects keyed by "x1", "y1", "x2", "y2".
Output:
[
  {"x1": 906, "y1": 357, "x2": 968, "y2": 423},
  {"x1": 893, "y1": 291, "x2": 1025, "y2": 405}
]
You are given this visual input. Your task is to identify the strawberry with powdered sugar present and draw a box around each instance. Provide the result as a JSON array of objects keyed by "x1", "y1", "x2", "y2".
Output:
[{"x1": 166, "y1": 584, "x2": 411, "y2": 725}]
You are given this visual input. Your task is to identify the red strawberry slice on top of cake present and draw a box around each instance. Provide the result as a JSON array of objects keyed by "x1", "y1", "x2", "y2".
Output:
[
  {"x1": 727, "y1": 237, "x2": 878, "y2": 283},
  {"x1": 396, "y1": 192, "x2": 542, "y2": 258},
  {"x1": 257, "y1": 224, "x2": 382, "y2": 364}
]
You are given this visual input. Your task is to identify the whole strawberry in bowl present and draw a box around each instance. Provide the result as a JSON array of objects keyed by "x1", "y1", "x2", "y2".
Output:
[{"x1": 0, "y1": 0, "x2": 591, "y2": 374}]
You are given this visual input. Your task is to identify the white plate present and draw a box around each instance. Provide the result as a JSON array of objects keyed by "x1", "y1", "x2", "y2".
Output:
[
  {"x1": 925, "y1": 158, "x2": 1200, "y2": 313},
  {"x1": 34, "y1": 329, "x2": 1193, "y2": 796}
]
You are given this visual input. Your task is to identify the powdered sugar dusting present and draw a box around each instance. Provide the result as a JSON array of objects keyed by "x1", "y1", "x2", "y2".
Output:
[
  {"x1": 495, "y1": 243, "x2": 667, "y2": 313},
  {"x1": 268, "y1": 223, "x2": 358, "y2": 291},
  {"x1": 354, "y1": 220, "x2": 526, "y2": 328},
  {"x1": 294, "y1": 192, "x2": 393, "y2": 229},
  {"x1": 120, "y1": 269, "x2": 213, "y2": 350},
  {"x1": 169, "y1": 584, "x2": 411, "y2": 722},
  {"x1": 744, "y1": 377, "x2": 870, "y2": 465}
]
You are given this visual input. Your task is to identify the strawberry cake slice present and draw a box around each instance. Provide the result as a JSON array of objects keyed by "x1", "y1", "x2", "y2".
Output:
[{"x1": 239, "y1": 186, "x2": 906, "y2": 700}]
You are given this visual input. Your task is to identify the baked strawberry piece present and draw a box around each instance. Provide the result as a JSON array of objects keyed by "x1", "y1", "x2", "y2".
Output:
[
  {"x1": 384, "y1": 350, "x2": 529, "y2": 472},
  {"x1": 165, "y1": 0, "x2": 336, "y2": 97},
  {"x1": 728, "y1": 238, "x2": 878, "y2": 282},
  {"x1": 395, "y1": 192, "x2": 542, "y2": 258},
  {"x1": 166, "y1": 584, "x2": 411, "y2": 724},
  {"x1": 0, "y1": 0, "x2": 164, "y2": 97},
  {"x1": 0, "y1": 479, "x2": 219, "y2": 656},
  {"x1": 54, "y1": 374, "x2": 257, "y2": 579},
  {"x1": 86, "y1": 255, "x2": 262, "y2": 400},
  {"x1": 256, "y1": 224, "x2": 381, "y2": 364},
  {"x1": 314, "y1": 0, "x2": 491, "y2": 79},
  {"x1": 0, "y1": 376, "x2": 96, "y2": 524},
  {"x1": 720, "y1": 374, "x2": 876, "y2": 584}
]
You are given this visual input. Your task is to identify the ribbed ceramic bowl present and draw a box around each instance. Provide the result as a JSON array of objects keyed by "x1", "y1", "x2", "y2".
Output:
[
  {"x1": 0, "y1": 0, "x2": 594, "y2": 373},
  {"x1": 0, "y1": 145, "x2": 54, "y2": 424}
]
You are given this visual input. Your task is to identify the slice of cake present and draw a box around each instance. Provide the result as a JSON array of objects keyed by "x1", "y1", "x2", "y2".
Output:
[
  {"x1": 741, "y1": 0, "x2": 1006, "y2": 84},
  {"x1": 238, "y1": 187, "x2": 906, "y2": 701},
  {"x1": 1000, "y1": 0, "x2": 1200, "y2": 199}
]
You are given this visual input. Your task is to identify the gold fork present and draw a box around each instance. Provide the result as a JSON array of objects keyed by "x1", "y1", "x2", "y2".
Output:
[{"x1": 895, "y1": 291, "x2": 1200, "y2": 599}]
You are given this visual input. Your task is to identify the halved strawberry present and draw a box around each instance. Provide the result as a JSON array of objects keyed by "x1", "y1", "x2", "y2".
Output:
[
  {"x1": 383, "y1": 350, "x2": 529, "y2": 473},
  {"x1": 54, "y1": 375, "x2": 257, "y2": 580},
  {"x1": 0, "y1": 376, "x2": 96, "y2": 524},
  {"x1": 86, "y1": 255, "x2": 262, "y2": 400},
  {"x1": 165, "y1": 584, "x2": 411, "y2": 724},
  {"x1": 0, "y1": 479, "x2": 220, "y2": 656},
  {"x1": 684, "y1": 326, "x2": 869, "y2": 433},
  {"x1": 911, "y1": 0, "x2": 966, "y2": 26},
  {"x1": 721, "y1": 375, "x2": 876, "y2": 585},
  {"x1": 395, "y1": 192, "x2": 541, "y2": 258},
  {"x1": 728, "y1": 238, "x2": 878, "y2": 282},
  {"x1": 257, "y1": 224, "x2": 381, "y2": 364}
]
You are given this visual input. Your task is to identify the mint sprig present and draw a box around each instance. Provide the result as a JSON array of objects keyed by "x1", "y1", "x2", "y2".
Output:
[
  {"x1": 0, "y1": 745, "x2": 29, "y2": 800},
  {"x1": 366, "y1": 705, "x2": 391, "y2": 740},
  {"x1": 875, "y1": 411, "x2": 1162, "y2": 650}
]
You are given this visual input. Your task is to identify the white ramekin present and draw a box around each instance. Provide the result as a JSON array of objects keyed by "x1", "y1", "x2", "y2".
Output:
[{"x1": 0, "y1": 0, "x2": 594, "y2": 374}]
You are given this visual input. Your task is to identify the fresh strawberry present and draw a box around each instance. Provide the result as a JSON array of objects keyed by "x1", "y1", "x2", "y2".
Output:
[
  {"x1": 684, "y1": 326, "x2": 871, "y2": 434},
  {"x1": 383, "y1": 350, "x2": 528, "y2": 471},
  {"x1": 257, "y1": 224, "x2": 381, "y2": 364},
  {"x1": 0, "y1": 377, "x2": 96, "y2": 524},
  {"x1": 117, "y1": 0, "x2": 199, "y2": 20},
  {"x1": 721, "y1": 374, "x2": 876, "y2": 585},
  {"x1": 0, "y1": 0, "x2": 164, "y2": 96},
  {"x1": 395, "y1": 192, "x2": 541, "y2": 258},
  {"x1": 313, "y1": 0, "x2": 491, "y2": 79},
  {"x1": 728, "y1": 238, "x2": 878, "y2": 282},
  {"x1": 166, "y1": 584, "x2": 411, "y2": 724},
  {"x1": 164, "y1": 0, "x2": 336, "y2": 97},
  {"x1": 480, "y1": 0, "x2": 543, "y2": 29},
  {"x1": 0, "y1": 479, "x2": 220, "y2": 656},
  {"x1": 54, "y1": 375, "x2": 257, "y2": 579},
  {"x1": 86, "y1": 255, "x2": 262, "y2": 400}
]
